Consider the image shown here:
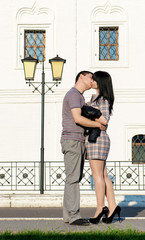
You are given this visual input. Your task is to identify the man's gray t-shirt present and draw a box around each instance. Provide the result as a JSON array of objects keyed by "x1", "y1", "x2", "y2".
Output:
[{"x1": 61, "y1": 87, "x2": 85, "y2": 142}]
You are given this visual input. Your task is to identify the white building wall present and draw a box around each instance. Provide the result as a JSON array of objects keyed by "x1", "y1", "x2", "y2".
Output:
[{"x1": 0, "y1": 0, "x2": 145, "y2": 168}]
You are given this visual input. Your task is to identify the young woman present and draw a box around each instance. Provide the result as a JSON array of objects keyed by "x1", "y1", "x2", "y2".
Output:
[{"x1": 85, "y1": 71, "x2": 121, "y2": 224}]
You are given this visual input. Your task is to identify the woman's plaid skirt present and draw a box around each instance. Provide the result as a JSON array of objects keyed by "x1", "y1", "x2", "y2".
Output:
[{"x1": 85, "y1": 131, "x2": 110, "y2": 160}]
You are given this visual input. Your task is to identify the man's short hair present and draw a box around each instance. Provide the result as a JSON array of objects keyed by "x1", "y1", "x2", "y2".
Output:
[{"x1": 75, "y1": 71, "x2": 93, "y2": 83}]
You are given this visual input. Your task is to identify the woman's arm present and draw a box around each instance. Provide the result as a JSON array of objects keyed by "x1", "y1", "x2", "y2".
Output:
[
  {"x1": 81, "y1": 105, "x2": 107, "y2": 126},
  {"x1": 95, "y1": 115, "x2": 108, "y2": 125},
  {"x1": 97, "y1": 98, "x2": 110, "y2": 124},
  {"x1": 71, "y1": 108, "x2": 106, "y2": 130}
]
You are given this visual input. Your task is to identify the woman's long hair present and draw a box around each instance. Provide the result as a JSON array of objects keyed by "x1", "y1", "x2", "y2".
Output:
[{"x1": 93, "y1": 71, "x2": 114, "y2": 114}]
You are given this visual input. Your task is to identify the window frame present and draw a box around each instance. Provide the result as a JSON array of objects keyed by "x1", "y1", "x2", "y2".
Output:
[
  {"x1": 125, "y1": 124, "x2": 145, "y2": 165},
  {"x1": 91, "y1": 22, "x2": 128, "y2": 68},
  {"x1": 99, "y1": 26, "x2": 119, "y2": 61},
  {"x1": 24, "y1": 30, "x2": 46, "y2": 62},
  {"x1": 132, "y1": 135, "x2": 145, "y2": 164},
  {"x1": 16, "y1": 24, "x2": 54, "y2": 69}
]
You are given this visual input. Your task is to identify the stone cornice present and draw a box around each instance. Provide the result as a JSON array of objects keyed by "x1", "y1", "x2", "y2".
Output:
[
  {"x1": 16, "y1": 2, "x2": 54, "y2": 23},
  {"x1": 91, "y1": 1, "x2": 127, "y2": 22},
  {"x1": 0, "y1": 89, "x2": 145, "y2": 104}
]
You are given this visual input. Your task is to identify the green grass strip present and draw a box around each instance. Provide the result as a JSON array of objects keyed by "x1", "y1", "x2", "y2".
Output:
[{"x1": 0, "y1": 229, "x2": 145, "y2": 240}]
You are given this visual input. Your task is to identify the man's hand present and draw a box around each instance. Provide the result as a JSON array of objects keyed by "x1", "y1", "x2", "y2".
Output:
[
  {"x1": 99, "y1": 124, "x2": 107, "y2": 131},
  {"x1": 95, "y1": 115, "x2": 107, "y2": 125},
  {"x1": 71, "y1": 108, "x2": 107, "y2": 128}
]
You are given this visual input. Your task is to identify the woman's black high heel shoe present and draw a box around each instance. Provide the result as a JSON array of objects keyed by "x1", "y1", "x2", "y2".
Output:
[
  {"x1": 89, "y1": 206, "x2": 109, "y2": 224},
  {"x1": 102, "y1": 205, "x2": 121, "y2": 224}
]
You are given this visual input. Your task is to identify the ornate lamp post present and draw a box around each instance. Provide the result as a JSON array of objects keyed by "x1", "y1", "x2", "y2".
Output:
[{"x1": 21, "y1": 55, "x2": 66, "y2": 194}]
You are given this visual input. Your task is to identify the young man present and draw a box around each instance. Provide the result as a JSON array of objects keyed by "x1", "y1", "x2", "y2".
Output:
[{"x1": 61, "y1": 71, "x2": 106, "y2": 226}]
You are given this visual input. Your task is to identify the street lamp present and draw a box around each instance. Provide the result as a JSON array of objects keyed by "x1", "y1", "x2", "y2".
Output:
[
  {"x1": 21, "y1": 55, "x2": 66, "y2": 194},
  {"x1": 21, "y1": 55, "x2": 39, "y2": 81},
  {"x1": 49, "y1": 55, "x2": 66, "y2": 81}
]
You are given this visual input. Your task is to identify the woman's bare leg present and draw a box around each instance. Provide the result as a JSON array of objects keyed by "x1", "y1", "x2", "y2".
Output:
[
  {"x1": 89, "y1": 159, "x2": 106, "y2": 217},
  {"x1": 103, "y1": 164, "x2": 117, "y2": 216}
]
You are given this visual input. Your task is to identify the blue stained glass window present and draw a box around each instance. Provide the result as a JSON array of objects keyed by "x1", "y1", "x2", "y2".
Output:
[
  {"x1": 27, "y1": 33, "x2": 34, "y2": 46},
  {"x1": 100, "y1": 46, "x2": 107, "y2": 60},
  {"x1": 36, "y1": 33, "x2": 43, "y2": 46},
  {"x1": 109, "y1": 31, "x2": 117, "y2": 44},
  {"x1": 25, "y1": 30, "x2": 45, "y2": 61},
  {"x1": 100, "y1": 31, "x2": 107, "y2": 44},
  {"x1": 36, "y1": 48, "x2": 43, "y2": 61},
  {"x1": 99, "y1": 27, "x2": 119, "y2": 61},
  {"x1": 109, "y1": 46, "x2": 116, "y2": 60},
  {"x1": 27, "y1": 48, "x2": 34, "y2": 58}
]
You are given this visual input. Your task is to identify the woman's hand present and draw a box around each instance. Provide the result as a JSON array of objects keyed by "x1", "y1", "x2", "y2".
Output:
[
  {"x1": 99, "y1": 124, "x2": 107, "y2": 131},
  {"x1": 95, "y1": 115, "x2": 107, "y2": 125}
]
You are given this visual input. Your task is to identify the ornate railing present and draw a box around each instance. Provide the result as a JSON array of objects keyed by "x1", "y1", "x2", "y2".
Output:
[{"x1": 0, "y1": 161, "x2": 144, "y2": 192}]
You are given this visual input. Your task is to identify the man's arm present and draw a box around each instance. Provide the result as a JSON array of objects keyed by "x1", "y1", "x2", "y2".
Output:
[
  {"x1": 95, "y1": 117, "x2": 108, "y2": 125},
  {"x1": 71, "y1": 108, "x2": 106, "y2": 130}
]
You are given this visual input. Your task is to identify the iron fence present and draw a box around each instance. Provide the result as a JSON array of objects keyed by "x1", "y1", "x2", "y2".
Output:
[{"x1": 0, "y1": 161, "x2": 144, "y2": 192}]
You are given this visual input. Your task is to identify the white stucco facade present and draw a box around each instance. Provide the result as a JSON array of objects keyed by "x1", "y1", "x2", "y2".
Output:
[{"x1": 0, "y1": 0, "x2": 145, "y2": 199}]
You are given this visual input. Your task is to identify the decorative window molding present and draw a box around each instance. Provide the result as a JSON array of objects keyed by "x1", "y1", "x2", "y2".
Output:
[
  {"x1": 91, "y1": 1, "x2": 128, "y2": 68},
  {"x1": 16, "y1": 2, "x2": 54, "y2": 69},
  {"x1": 125, "y1": 124, "x2": 145, "y2": 164},
  {"x1": 91, "y1": 2, "x2": 127, "y2": 22},
  {"x1": 16, "y1": 2, "x2": 54, "y2": 24}
]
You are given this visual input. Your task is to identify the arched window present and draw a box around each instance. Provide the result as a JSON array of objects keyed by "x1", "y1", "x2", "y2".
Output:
[{"x1": 132, "y1": 135, "x2": 145, "y2": 163}]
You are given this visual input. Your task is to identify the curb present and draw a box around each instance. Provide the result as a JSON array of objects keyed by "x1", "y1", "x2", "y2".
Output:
[{"x1": 0, "y1": 194, "x2": 145, "y2": 207}]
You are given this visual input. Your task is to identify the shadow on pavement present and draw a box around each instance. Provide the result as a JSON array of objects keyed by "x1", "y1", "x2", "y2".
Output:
[{"x1": 119, "y1": 195, "x2": 145, "y2": 217}]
